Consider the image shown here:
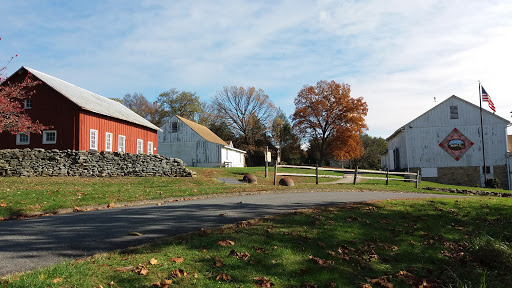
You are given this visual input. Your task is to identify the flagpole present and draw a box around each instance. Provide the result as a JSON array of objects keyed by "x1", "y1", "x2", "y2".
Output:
[{"x1": 479, "y1": 81, "x2": 487, "y2": 184}]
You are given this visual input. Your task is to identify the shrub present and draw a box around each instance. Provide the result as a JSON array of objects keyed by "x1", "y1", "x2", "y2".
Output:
[{"x1": 485, "y1": 178, "x2": 500, "y2": 189}]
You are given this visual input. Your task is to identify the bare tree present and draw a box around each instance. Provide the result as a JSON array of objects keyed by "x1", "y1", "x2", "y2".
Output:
[{"x1": 212, "y1": 86, "x2": 276, "y2": 146}]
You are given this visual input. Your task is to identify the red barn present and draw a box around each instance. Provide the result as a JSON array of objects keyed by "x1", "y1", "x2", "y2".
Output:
[{"x1": 0, "y1": 67, "x2": 160, "y2": 154}]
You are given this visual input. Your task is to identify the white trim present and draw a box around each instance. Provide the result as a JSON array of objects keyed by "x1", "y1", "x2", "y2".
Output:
[
  {"x1": 16, "y1": 133, "x2": 30, "y2": 145},
  {"x1": 105, "y1": 132, "x2": 113, "y2": 152},
  {"x1": 118, "y1": 135, "x2": 126, "y2": 152},
  {"x1": 223, "y1": 145, "x2": 247, "y2": 154},
  {"x1": 147, "y1": 141, "x2": 153, "y2": 155},
  {"x1": 42, "y1": 130, "x2": 57, "y2": 144},
  {"x1": 24, "y1": 99, "x2": 32, "y2": 109},
  {"x1": 90, "y1": 129, "x2": 98, "y2": 150},
  {"x1": 137, "y1": 139, "x2": 144, "y2": 154}
]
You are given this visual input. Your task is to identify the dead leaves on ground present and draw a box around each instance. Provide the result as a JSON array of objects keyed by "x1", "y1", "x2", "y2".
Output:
[
  {"x1": 216, "y1": 273, "x2": 232, "y2": 282},
  {"x1": 254, "y1": 276, "x2": 274, "y2": 287},
  {"x1": 218, "y1": 239, "x2": 235, "y2": 247},
  {"x1": 229, "y1": 249, "x2": 250, "y2": 260},
  {"x1": 169, "y1": 257, "x2": 184, "y2": 263}
]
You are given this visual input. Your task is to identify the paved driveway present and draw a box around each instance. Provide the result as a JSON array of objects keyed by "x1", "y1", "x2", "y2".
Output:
[{"x1": 0, "y1": 191, "x2": 459, "y2": 276}]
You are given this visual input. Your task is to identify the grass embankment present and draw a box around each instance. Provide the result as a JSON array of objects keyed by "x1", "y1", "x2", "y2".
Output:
[
  {"x1": 0, "y1": 167, "x2": 509, "y2": 219},
  {"x1": 2, "y1": 197, "x2": 512, "y2": 287}
]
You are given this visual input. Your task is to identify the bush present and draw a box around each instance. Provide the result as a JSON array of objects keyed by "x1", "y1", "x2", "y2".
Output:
[{"x1": 485, "y1": 178, "x2": 500, "y2": 189}]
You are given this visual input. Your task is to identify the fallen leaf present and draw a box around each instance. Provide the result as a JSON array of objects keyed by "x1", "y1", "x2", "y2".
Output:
[
  {"x1": 149, "y1": 258, "x2": 158, "y2": 265},
  {"x1": 213, "y1": 257, "x2": 224, "y2": 267},
  {"x1": 115, "y1": 265, "x2": 134, "y2": 272},
  {"x1": 254, "y1": 276, "x2": 274, "y2": 287},
  {"x1": 309, "y1": 255, "x2": 333, "y2": 267},
  {"x1": 218, "y1": 239, "x2": 235, "y2": 247},
  {"x1": 236, "y1": 221, "x2": 249, "y2": 228},
  {"x1": 169, "y1": 257, "x2": 184, "y2": 263},
  {"x1": 151, "y1": 279, "x2": 173, "y2": 287},
  {"x1": 368, "y1": 276, "x2": 393, "y2": 288},
  {"x1": 129, "y1": 232, "x2": 143, "y2": 236},
  {"x1": 157, "y1": 203, "x2": 162, "y2": 206},
  {"x1": 228, "y1": 249, "x2": 250, "y2": 260},
  {"x1": 134, "y1": 264, "x2": 150, "y2": 275},
  {"x1": 0, "y1": 203, "x2": 7, "y2": 207},
  {"x1": 218, "y1": 213, "x2": 226, "y2": 216},
  {"x1": 253, "y1": 246, "x2": 269, "y2": 254},
  {"x1": 108, "y1": 281, "x2": 115, "y2": 286},
  {"x1": 51, "y1": 277, "x2": 62, "y2": 283},
  {"x1": 199, "y1": 227, "x2": 211, "y2": 236},
  {"x1": 170, "y1": 269, "x2": 187, "y2": 278},
  {"x1": 107, "y1": 203, "x2": 114, "y2": 208},
  {"x1": 216, "y1": 273, "x2": 232, "y2": 281}
]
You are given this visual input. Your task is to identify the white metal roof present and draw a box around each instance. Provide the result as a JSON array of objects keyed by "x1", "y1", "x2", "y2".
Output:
[{"x1": 23, "y1": 67, "x2": 161, "y2": 131}]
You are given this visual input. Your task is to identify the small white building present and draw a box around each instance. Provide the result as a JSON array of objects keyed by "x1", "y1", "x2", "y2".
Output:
[
  {"x1": 381, "y1": 95, "x2": 510, "y2": 189},
  {"x1": 158, "y1": 115, "x2": 246, "y2": 167}
]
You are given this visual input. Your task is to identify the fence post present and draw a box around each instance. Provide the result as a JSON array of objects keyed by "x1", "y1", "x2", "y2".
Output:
[
  {"x1": 265, "y1": 146, "x2": 269, "y2": 178},
  {"x1": 353, "y1": 166, "x2": 358, "y2": 185},
  {"x1": 316, "y1": 163, "x2": 319, "y2": 185},
  {"x1": 386, "y1": 168, "x2": 389, "y2": 185},
  {"x1": 274, "y1": 163, "x2": 277, "y2": 186},
  {"x1": 416, "y1": 170, "x2": 420, "y2": 188}
]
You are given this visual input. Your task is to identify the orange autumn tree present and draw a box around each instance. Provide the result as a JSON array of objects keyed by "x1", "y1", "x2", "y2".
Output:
[{"x1": 291, "y1": 80, "x2": 368, "y2": 165}]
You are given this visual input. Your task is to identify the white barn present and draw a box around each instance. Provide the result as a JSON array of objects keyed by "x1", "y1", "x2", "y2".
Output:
[
  {"x1": 158, "y1": 116, "x2": 246, "y2": 167},
  {"x1": 381, "y1": 95, "x2": 510, "y2": 189}
]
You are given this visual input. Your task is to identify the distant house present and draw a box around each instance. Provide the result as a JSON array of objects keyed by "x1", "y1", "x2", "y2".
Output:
[
  {"x1": 381, "y1": 95, "x2": 510, "y2": 189},
  {"x1": 0, "y1": 67, "x2": 160, "y2": 153},
  {"x1": 158, "y1": 115, "x2": 246, "y2": 167}
]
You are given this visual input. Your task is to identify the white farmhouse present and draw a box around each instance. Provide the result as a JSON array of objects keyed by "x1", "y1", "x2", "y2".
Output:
[
  {"x1": 158, "y1": 115, "x2": 246, "y2": 167},
  {"x1": 381, "y1": 95, "x2": 510, "y2": 189}
]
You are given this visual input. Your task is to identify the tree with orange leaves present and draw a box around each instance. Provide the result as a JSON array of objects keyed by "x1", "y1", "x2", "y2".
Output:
[{"x1": 291, "y1": 80, "x2": 368, "y2": 165}]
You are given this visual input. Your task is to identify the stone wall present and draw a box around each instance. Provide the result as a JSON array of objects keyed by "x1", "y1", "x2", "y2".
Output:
[
  {"x1": 0, "y1": 149, "x2": 192, "y2": 177},
  {"x1": 411, "y1": 165, "x2": 509, "y2": 190}
]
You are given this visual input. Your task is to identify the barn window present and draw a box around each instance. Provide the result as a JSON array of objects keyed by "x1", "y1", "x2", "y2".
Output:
[
  {"x1": 43, "y1": 130, "x2": 57, "y2": 144},
  {"x1": 137, "y1": 139, "x2": 144, "y2": 154},
  {"x1": 171, "y1": 122, "x2": 178, "y2": 133},
  {"x1": 24, "y1": 99, "x2": 32, "y2": 109},
  {"x1": 118, "y1": 135, "x2": 126, "y2": 152},
  {"x1": 105, "y1": 132, "x2": 113, "y2": 152},
  {"x1": 147, "y1": 141, "x2": 153, "y2": 155},
  {"x1": 450, "y1": 106, "x2": 458, "y2": 119},
  {"x1": 90, "y1": 129, "x2": 98, "y2": 150},
  {"x1": 16, "y1": 133, "x2": 30, "y2": 145}
]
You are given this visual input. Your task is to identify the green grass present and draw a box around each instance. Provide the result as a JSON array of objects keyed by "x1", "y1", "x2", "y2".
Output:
[
  {"x1": 3, "y1": 197, "x2": 512, "y2": 287},
  {"x1": 1, "y1": 167, "x2": 509, "y2": 218}
]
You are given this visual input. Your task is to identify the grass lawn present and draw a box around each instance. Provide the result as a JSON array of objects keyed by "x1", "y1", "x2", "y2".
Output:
[
  {"x1": 0, "y1": 167, "x2": 509, "y2": 218},
  {"x1": 2, "y1": 197, "x2": 512, "y2": 287}
]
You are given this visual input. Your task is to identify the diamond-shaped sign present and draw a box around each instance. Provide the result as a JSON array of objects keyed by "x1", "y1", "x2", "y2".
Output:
[{"x1": 439, "y1": 128, "x2": 474, "y2": 161}]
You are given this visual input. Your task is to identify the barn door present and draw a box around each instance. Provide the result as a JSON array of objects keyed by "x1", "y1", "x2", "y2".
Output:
[
  {"x1": 393, "y1": 148, "x2": 400, "y2": 170},
  {"x1": 196, "y1": 141, "x2": 206, "y2": 165}
]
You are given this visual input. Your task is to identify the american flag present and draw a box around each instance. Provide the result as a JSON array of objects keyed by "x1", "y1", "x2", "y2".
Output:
[{"x1": 481, "y1": 86, "x2": 496, "y2": 113}]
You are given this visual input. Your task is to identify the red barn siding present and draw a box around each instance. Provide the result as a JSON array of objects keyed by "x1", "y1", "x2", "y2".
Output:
[
  {"x1": 79, "y1": 111, "x2": 158, "y2": 154},
  {"x1": 0, "y1": 68, "x2": 158, "y2": 153},
  {"x1": 0, "y1": 70, "x2": 80, "y2": 150}
]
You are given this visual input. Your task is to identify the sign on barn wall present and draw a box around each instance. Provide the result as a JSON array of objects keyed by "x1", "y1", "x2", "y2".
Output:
[{"x1": 439, "y1": 128, "x2": 474, "y2": 161}]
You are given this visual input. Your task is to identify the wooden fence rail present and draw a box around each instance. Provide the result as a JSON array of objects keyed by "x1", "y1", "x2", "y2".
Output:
[{"x1": 274, "y1": 164, "x2": 421, "y2": 188}]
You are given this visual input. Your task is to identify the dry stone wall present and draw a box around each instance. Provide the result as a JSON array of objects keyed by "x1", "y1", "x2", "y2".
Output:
[{"x1": 0, "y1": 149, "x2": 192, "y2": 177}]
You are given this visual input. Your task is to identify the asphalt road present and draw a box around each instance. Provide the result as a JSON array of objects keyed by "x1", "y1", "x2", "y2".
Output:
[{"x1": 0, "y1": 191, "x2": 459, "y2": 276}]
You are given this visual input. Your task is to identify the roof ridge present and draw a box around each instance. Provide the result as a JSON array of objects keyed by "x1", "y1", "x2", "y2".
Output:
[{"x1": 21, "y1": 66, "x2": 161, "y2": 131}]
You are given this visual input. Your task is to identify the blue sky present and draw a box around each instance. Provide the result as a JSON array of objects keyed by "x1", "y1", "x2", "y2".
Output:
[{"x1": 2, "y1": 0, "x2": 512, "y2": 138}]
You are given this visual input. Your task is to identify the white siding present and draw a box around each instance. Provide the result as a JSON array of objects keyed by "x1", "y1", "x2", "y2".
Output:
[
  {"x1": 405, "y1": 97, "x2": 508, "y2": 168},
  {"x1": 157, "y1": 116, "x2": 223, "y2": 167},
  {"x1": 382, "y1": 96, "x2": 510, "y2": 186},
  {"x1": 221, "y1": 146, "x2": 246, "y2": 167}
]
